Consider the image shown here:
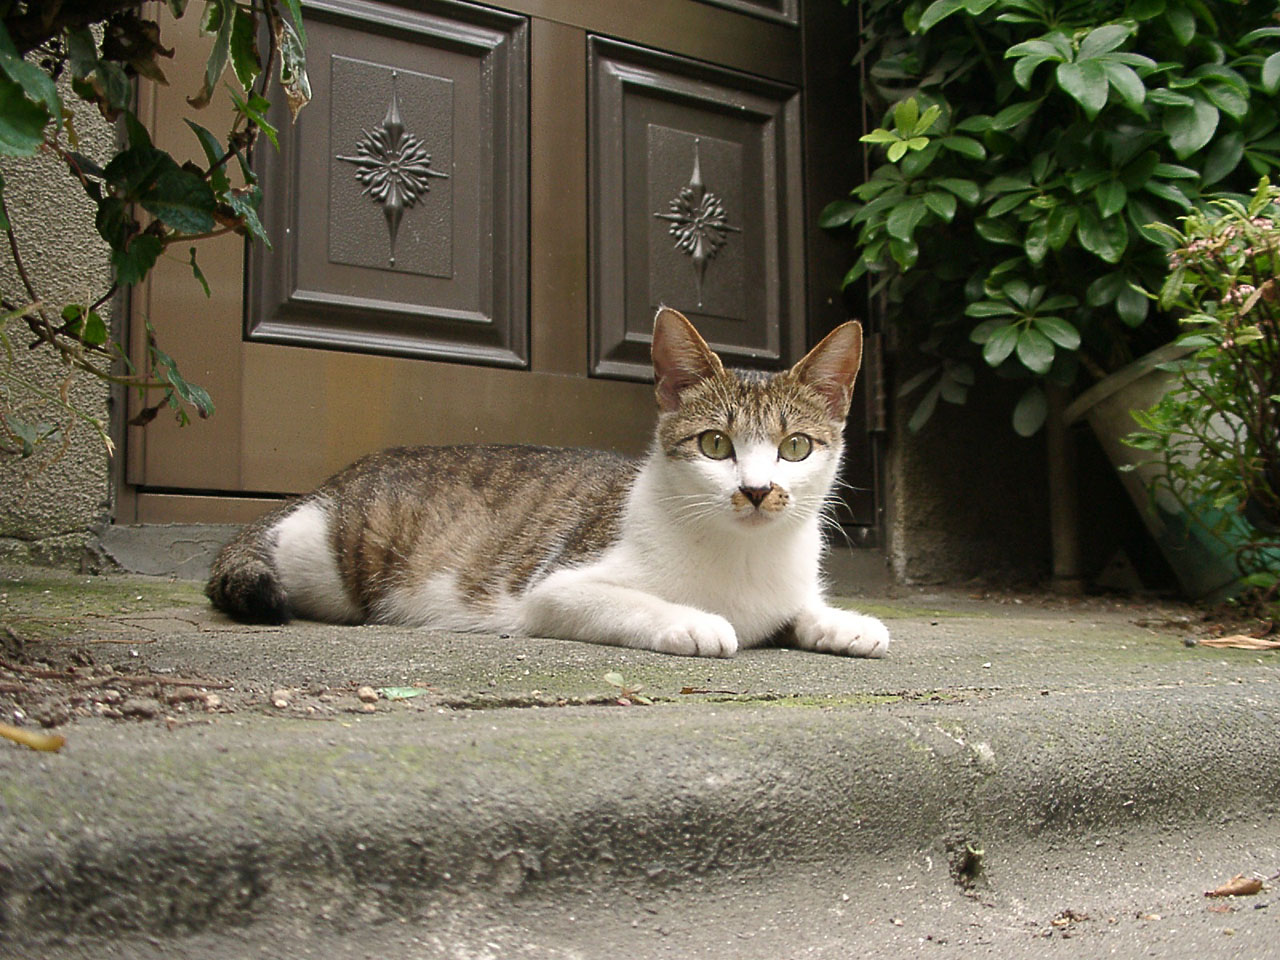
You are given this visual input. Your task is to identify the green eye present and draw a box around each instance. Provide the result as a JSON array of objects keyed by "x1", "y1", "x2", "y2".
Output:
[
  {"x1": 698, "y1": 430, "x2": 734, "y2": 460},
  {"x1": 779, "y1": 433, "x2": 812, "y2": 462}
]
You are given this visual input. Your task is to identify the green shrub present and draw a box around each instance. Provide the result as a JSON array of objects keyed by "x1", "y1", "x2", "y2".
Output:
[
  {"x1": 824, "y1": 0, "x2": 1280, "y2": 435},
  {"x1": 1125, "y1": 178, "x2": 1280, "y2": 608}
]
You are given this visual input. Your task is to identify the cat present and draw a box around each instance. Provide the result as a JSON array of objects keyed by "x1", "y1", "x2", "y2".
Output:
[{"x1": 206, "y1": 307, "x2": 890, "y2": 659}]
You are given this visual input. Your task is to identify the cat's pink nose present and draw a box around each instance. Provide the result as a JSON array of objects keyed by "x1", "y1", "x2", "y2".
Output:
[{"x1": 739, "y1": 485, "x2": 771, "y2": 508}]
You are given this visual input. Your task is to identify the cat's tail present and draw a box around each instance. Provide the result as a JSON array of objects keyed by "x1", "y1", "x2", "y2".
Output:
[{"x1": 205, "y1": 505, "x2": 293, "y2": 624}]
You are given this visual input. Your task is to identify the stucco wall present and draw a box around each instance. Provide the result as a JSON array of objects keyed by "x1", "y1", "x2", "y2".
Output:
[{"x1": 0, "y1": 83, "x2": 115, "y2": 567}]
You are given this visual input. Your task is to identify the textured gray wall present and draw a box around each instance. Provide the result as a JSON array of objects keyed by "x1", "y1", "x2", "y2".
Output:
[{"x1": 0, "y1": 82, "x2": 115, "y2": 566}]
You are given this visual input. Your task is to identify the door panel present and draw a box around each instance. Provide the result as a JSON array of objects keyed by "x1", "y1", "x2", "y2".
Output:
[
  {"x1": 124, "y1": 0, "x2": 880, "y2": 540},
  {"x1": 589, "y1": 38, "x2": 803, "y2": 380},
  {"x1": 248, "y1": 0, "x2": 528, "y2": 366}
]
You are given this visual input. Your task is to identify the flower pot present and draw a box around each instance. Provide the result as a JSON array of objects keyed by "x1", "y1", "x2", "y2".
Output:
[{"x1": 1063, "y1": 344, "x2": 1252, "y2": 601}]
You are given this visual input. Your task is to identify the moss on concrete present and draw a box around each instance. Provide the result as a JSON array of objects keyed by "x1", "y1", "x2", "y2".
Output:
[{"x1": 0, "y1": 566, "x2": 205, "y2": 641}]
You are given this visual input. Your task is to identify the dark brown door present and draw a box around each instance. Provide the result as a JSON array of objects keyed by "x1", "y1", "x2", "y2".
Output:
[{"x1": 124, "y1": 0, "x2": 878, "y2": 538}]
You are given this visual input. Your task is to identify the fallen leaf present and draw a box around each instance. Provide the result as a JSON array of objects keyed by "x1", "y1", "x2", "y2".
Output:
[
  {"x1": 1197, "y1": 635, "x2": 1280, "y2": 650},
  {"x1": 1207, "y1": 903, "x2": 1236, "y2": 914},
  {"x1": 0, "y1": 721, "x2": 66, "y2": 753},
  {"x1": 1205, "y1": 874, "x2": 1263, "y2": 898},
  {"x1": 377, "y1": 687, "x2": 426, "y2": 701}
]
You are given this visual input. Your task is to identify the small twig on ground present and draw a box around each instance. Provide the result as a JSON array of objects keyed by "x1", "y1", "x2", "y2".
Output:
[
  {"x1": 0, "y1": 720, "x2": 65, "y2": 752},
  {"x1": 0, "y1": 658, "x2": 232, "y2": 689}
]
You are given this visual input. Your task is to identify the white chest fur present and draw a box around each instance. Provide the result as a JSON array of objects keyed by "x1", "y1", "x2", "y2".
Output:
[{"x1": 587, "y1": 460, "x2": 826, "y2": 646}]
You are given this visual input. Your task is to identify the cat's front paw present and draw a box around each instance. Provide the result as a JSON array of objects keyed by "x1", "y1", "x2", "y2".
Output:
[
  {"x1": 653, "y1": 611, "x2": 738, "y2": 658},
  {"x1": 791, "y1": 606, "x2": 889, "y2": 658}
]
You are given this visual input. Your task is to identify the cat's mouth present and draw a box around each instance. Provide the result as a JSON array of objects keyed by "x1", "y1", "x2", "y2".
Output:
[{"x1": 730, "y1": 484, "x2": 789, "y2": 520}]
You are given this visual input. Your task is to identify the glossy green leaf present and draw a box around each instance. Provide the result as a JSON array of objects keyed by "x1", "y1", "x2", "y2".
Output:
[
  {"x1": 1033, "y1": 316, "x2": 1081, "y2": 350},
  {"x1": 886, "y1": 197, "x2": 927, "y2": 240},
  {"x1": 1057, "y1": 60, "x2": 1109, "y2": 118},
  {"x1": 1002, "y1": 279, "x2": 1032, "y2": 308},
  {"x1": 1102, "y1": 62, "x2": 1146, "y2": 113},
  {"x1": 1095, "y1": 180, "x2": 1126, "y2": 218},
  {"x1": 982, "y1": 323, "x2": 1020, "y2": 366},
  {"x1": 965, "y1": 301, "x2": 1020, "y2": 318},
  {"x1": 861, "y1": 129, "x2": 900, "y2": 145},
  {"x1": 1165, "y1": 5, "x2": 1196, "y2": 46},
  {"x1": 1264, "y1": 52, "x2": 1280, "y2": 95},
  {"x1": 918, "y1": 0, "x2": 966, "y2": 32},
  {"x1": 923, "y1": 190, "x2": 957, "y2": 221},
  {"x1": 990, "y1": 101, "x2": 1039, "y2": 130},
  {"x1": 974, "y1": 217, "x2": 1019, "y2": 245},
  {"x1": 1013, "y1": 53, "x2": 1056, "y2": 88},
  {"x1": 894, "y1": 97, "x2": 920, "y2": 133},
  {"x1": 1203, "y1": 83, "x2": 1247, "y2": 121},
  {"x1": 1078, "y1": 24, "x2": 1132, "y2": 59},
  {"x1": 140, "y1": 168, "x2": 217, "y2": 234},
  {"x1": 1116, "y1": 283, "x2": 1149, "y2": 326},
  {"x1": 1076, "y1": 207, "x2": 1128, "y2": 262},
  {"x1": 1142, "y1": 179, "x2": 1192, "y2": 210},
  {"x1": 889, "y1": 237, "x2": 919, "y2": 268},
  {"x1": 1017, "y1": 326, "x2": 1055, "y2": 374},
  {"x1": 1023, "y1": 217, "x2": 1050, "y2": 264},
  {"x1": 913, "y1": 104, "x2": 942, "y2": 137},
  {"x1": 938, "y1": 135, "x2": 985, "y2": 159},
  {"x1": 1148, "y1": 88, "x2": 1194, "y2": 107},
  {"x1": 989, "y1": 189, "x2": 1034, "y2": 217},
  {"x1": 1045, "y1": 205, "x2": 1078, "y2": 249},
  {"x1": 1164, "y1": 95, "x2": 1218, "y2": 159},
  {"x1": 954, "y1": 115, "x2": 994, "y2": 133},
  {"x1": 1012, "y1": 385, "x2": 1048, "y2": 436},
  {"x1": 0, "y1": 48, "x2": 60, "y2": 133},
  {"x1": 819, "y1": 199, "x2": 859, "y2": 228},
  {"x1": 934, "y1": 178, "x2": 981, "y2": 205},
  {"x1": 1200, "y1": 131, "x2": 1243, "y2": 187},
  {"x1": 0, "y1": 75, "x2": 48, "y2": 156}
]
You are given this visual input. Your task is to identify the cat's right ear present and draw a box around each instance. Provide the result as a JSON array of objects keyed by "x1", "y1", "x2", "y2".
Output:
[{"x1": 652, "y1": 307, "x2": 724, "y2": 411}]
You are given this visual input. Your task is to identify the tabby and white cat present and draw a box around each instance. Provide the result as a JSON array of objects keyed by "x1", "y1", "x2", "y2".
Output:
[{"x1": 206, "y1": 307, "x2": 889, "y2": 659}]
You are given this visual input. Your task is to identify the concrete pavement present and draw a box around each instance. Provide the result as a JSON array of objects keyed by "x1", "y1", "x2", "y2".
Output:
[{"x1": 2, "y1": 562, "x2": 1279, "y2": 957}]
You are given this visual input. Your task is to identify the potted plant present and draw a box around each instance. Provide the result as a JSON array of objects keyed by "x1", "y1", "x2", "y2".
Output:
[
  {"x1": 1117, "y1": 178, "x2": 1280, "y2": 605},
  {"x1": 824, "y1": 0, "x2": 1280, "y2": 436}
]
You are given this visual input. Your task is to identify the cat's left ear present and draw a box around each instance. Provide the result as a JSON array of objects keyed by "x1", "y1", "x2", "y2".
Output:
[
  {"x1": 652, "y1": 307, "x2": 725, "y2": 411},
  {"x1": 790, "y1": 321, "x2": 863, "y2": 420}
]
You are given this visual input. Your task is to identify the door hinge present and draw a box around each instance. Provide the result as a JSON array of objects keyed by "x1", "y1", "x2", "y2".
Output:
[{"x1": 864, "y1": 330, "x2": 888, "y2": 434}]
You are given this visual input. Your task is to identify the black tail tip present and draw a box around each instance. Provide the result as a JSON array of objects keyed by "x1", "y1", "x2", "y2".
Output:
[{"x1": 206, "y1": 569, "x2": 291, "y2": 625}]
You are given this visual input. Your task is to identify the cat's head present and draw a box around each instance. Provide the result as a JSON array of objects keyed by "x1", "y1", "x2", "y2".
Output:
[{"x1": 649, "y1": 307, "x2": 863, "y2": 531}]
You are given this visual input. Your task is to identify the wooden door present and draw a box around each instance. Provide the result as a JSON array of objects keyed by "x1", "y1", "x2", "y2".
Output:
[{"x1": 123, "y1": 0, "x2": 878, "y2": 538}]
